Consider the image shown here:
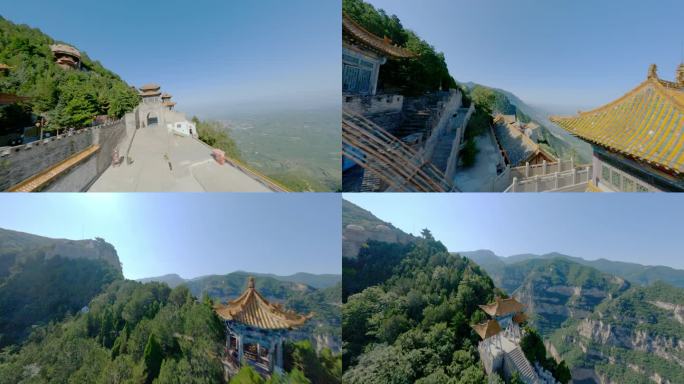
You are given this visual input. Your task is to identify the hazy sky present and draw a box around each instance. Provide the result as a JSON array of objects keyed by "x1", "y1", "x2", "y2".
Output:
[
  {"x1": 366, "y1": 0, "x2": 684, "y2": 114},
  {"x1": 344, "y1": 193, "x2": 684, "y2": 270},
  {"x1": 0, "y1": 193, "x2": 341, "y2": 280},
  {"x1": 0, "y1": 0, "x2": 341, "y2": 116}
]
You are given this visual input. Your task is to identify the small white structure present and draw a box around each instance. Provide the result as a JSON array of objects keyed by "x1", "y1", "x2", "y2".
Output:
[{"x1": 167, "y1": 120, "x2": 197, "y2": 138}]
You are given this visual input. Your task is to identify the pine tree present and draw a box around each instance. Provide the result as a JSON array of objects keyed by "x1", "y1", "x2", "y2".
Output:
[{"x1": 143, "y1": 333, "x2": 163, "y2": 384}]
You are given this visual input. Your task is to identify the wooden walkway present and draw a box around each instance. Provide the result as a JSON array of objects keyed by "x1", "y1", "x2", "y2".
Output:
[{"x1": 8, "y1": 145, "x2": 100, "y2": 192}]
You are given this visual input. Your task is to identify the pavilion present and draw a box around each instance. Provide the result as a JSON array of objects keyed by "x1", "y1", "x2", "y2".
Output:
[
  {"x1": 551, "y1": 64, "x2": 684, "y2": 191},
  {"x1": 214, "y1": 277, "x2": 312, "y2": 377}
]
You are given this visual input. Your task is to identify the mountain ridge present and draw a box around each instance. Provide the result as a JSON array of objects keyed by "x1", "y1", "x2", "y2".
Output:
[
  {"x1": 137, "y1": 271, "x2": 341, "y2": 290},
  {"x1": 459, "y1": 249, "x2": 684, "y2": 289}
]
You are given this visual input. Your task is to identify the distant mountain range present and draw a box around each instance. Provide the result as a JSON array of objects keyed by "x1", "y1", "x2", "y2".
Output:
[
  {"x1": 459, "y1": 249, "x2": 684, "y2": 289},
  {"x1": 139, "y1": 271, "x2": 341, "y2": 352},
  {"x1": 137, "y1": 271, "x2": 341, "y2": 290}
]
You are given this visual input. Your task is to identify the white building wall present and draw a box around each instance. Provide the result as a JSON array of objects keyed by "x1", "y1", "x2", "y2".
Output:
[{"x1": 167, "y1": 121, "x2": 198, "y2": 138}]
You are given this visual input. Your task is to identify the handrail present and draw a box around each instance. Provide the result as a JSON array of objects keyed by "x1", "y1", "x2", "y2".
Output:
[{"x1": 343, "y1": 109, "x2": 457, "y2": 192}]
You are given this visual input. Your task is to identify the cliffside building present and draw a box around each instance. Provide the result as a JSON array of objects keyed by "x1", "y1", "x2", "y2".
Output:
[
  {"x1": 50, "y1": 44, "x2": 81, "y2": 70},
  {"x1": 472, "y1": 297, "x2": 557, "y2": 384},
  {"x1": 214, "y1": 277, "x2": 312, "y2": 377},
  {"x1": 342, "y1": 13, "x2": 414, "y2": 96},
  {"x1": 551, "y1": 64, "x2": 684, "y2": 191}
]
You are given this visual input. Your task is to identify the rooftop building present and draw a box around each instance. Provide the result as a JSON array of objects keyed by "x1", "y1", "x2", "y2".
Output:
[
  {"x1": 214, "y1": 277, "x2": 312, "y2": 377},
  {"x1": 551, "y1": 64, "x2": 684, "y2": 191},
  {"x1": 342, "y1": 13, "x2": 415, "y2": 96},
  {"x1": 472, "y1": 297, "x2": 558, "y2": 384}
]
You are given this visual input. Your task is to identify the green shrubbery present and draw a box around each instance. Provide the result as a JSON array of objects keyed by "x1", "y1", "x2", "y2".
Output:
[
  {"x1": 520, "y1": 328, "x2": 571, "y2": 383},
  {"x1": 191, "y1": 117, "x2": 242, "y2": 161},
  {"x1": 0, "y1": 255, "x2": 121, "y2": 347}
]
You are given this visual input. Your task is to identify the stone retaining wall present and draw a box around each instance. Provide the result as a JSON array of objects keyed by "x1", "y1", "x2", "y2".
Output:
[{"x1": 0, "y1": 119, "x2": 127, "y2": 191}]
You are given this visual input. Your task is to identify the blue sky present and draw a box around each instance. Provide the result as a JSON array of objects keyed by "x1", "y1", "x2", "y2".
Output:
[
  {"x1": 344, "y1": 193, "x2": 684, "y2": 270},
  {"x1": 0, "y1": 0, "x2": 341, "y2": 116},
  {"x1": 366, "y1": 0, "x2": 684, "y2": 114},
  {"x1": 0, "y1": 193, "x2": 341, "y2": 280}
]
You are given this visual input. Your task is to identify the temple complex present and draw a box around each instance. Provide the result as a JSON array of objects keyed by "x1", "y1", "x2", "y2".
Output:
[
  {"x1": 50, "y1": 44, "x2": 81, "y2": 70},
  {"x1": 134, "y1": 84, "x2": 197, "y2": 137},
  {"x1": 493, "y1": 114, "x2": 557, "y2": 167},
  {"x1": 472, "y1": 297, "x2": 558, "y2": 384},
  {"x1": 214, "y1": 277, "x2": 312, "y2": 377},
  {"x1": 551, "y1": 64, "x2": 684, "y2": 191}
]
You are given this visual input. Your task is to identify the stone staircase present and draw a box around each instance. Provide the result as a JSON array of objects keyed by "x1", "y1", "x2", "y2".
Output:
[
  {"x1": 392, "y1": 93, "x2": 448, "y2": 141},
  {"x1": 507, "y1": 347, "x2": 541, "y2": 384},
  {"x1": 429, "y1": 130, "x2": 457, "y2": 172}
]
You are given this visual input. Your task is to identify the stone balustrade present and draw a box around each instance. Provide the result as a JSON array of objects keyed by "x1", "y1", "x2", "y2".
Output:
[{"x1": 505, "y1": 165, "x2": 592, "y2": 192}]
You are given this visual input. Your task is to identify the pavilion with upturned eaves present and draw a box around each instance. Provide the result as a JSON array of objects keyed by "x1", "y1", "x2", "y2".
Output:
[
  {"x1": 551, "y1": 64, "x2": 684, "y2": 192},
  {"x1": 470, "y1": 297, "x2": 557, "y2": 384},
  {"x1": 213, "y1": 277, "x2": 312, "y2": 377}
]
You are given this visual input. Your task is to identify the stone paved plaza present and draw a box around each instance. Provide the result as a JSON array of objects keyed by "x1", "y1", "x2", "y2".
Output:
[{"x1": 89, "y1": 125, "x2": 272, "y2": 192}]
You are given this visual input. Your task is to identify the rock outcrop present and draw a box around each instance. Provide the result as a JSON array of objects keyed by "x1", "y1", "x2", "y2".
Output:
[{"x1": 342, "y1": 200, "x2": 414, "y2": 258}]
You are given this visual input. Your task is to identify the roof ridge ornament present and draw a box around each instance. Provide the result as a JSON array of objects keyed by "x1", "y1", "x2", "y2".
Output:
[
  {"x1": 677, "y1": 63, "x2": 684, "y2": 87},
  {"x1": 648, "y1": 63, "x2": 658, "y2": 80}
]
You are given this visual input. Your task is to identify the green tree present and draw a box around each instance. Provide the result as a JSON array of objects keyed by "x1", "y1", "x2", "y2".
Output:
[
  {"x1": 510, "y1": 372, "x2": 524, "y2": 384},
  {"x1": 555, "y1": 360, "x2": 572, "y2": 384},
  {"x1": 520, "y1": 328, "x2": 546, "y2": 366},
  {"x1": 229, "y1": 365, "x2": 265, "y2": 384},
  {"x1": 143, "y1": 333, "x2": 163, "y2": 384}
]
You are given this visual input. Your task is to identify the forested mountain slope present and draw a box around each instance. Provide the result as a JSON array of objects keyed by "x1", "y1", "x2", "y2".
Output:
[
  {"x1": 0, "y1": 17, "x2": 139, "y2": 130},
  {"x1": 0, "y1": 229, "x2": 122, "y2": 347}
]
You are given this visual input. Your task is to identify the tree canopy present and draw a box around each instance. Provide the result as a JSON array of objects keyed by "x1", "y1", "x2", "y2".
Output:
[{"x1": 342, "y1": 231, "x2": 502, "y2": 383}]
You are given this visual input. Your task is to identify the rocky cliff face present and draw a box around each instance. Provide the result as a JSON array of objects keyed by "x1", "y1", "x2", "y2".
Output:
[
  {"x1": 510, "y1": 258, "x2": 628, "y2": 335},
  {"x1": 0, "y1": 228, "x2": 123, "y2": 276},
  {"x1": 549, "y1": 283, "x2": 684, "y2": 383},
  {"x1": 577, "y1": 317, "x2": 684, "y2": 367},
  {"x1": 45, "y1": 238, "x2": 121, "y2": 274},
  {"x1": 342, "y1": 223, "x2": 413, "y2": 259},
  {"x1": 342, "y1": 200, "x2": 414, "y2": 258}
]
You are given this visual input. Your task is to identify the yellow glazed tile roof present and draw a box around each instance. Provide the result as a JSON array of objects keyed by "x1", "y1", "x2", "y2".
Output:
[
  {"x1": 214, "y1": 277, "x2": 312, "y2": 330},
  {"x1": 479, "y1": 297, "x2": 525, "y2": 317},
  {"x1": 343, "y1": 14, "x2": 416, "y2": 59},
  {"x1": 551, "y1": 71, "x2": 684, "y2": 174},
  {"x1": 471, "y1": 319, "x2": 502, "y2": 340}
]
